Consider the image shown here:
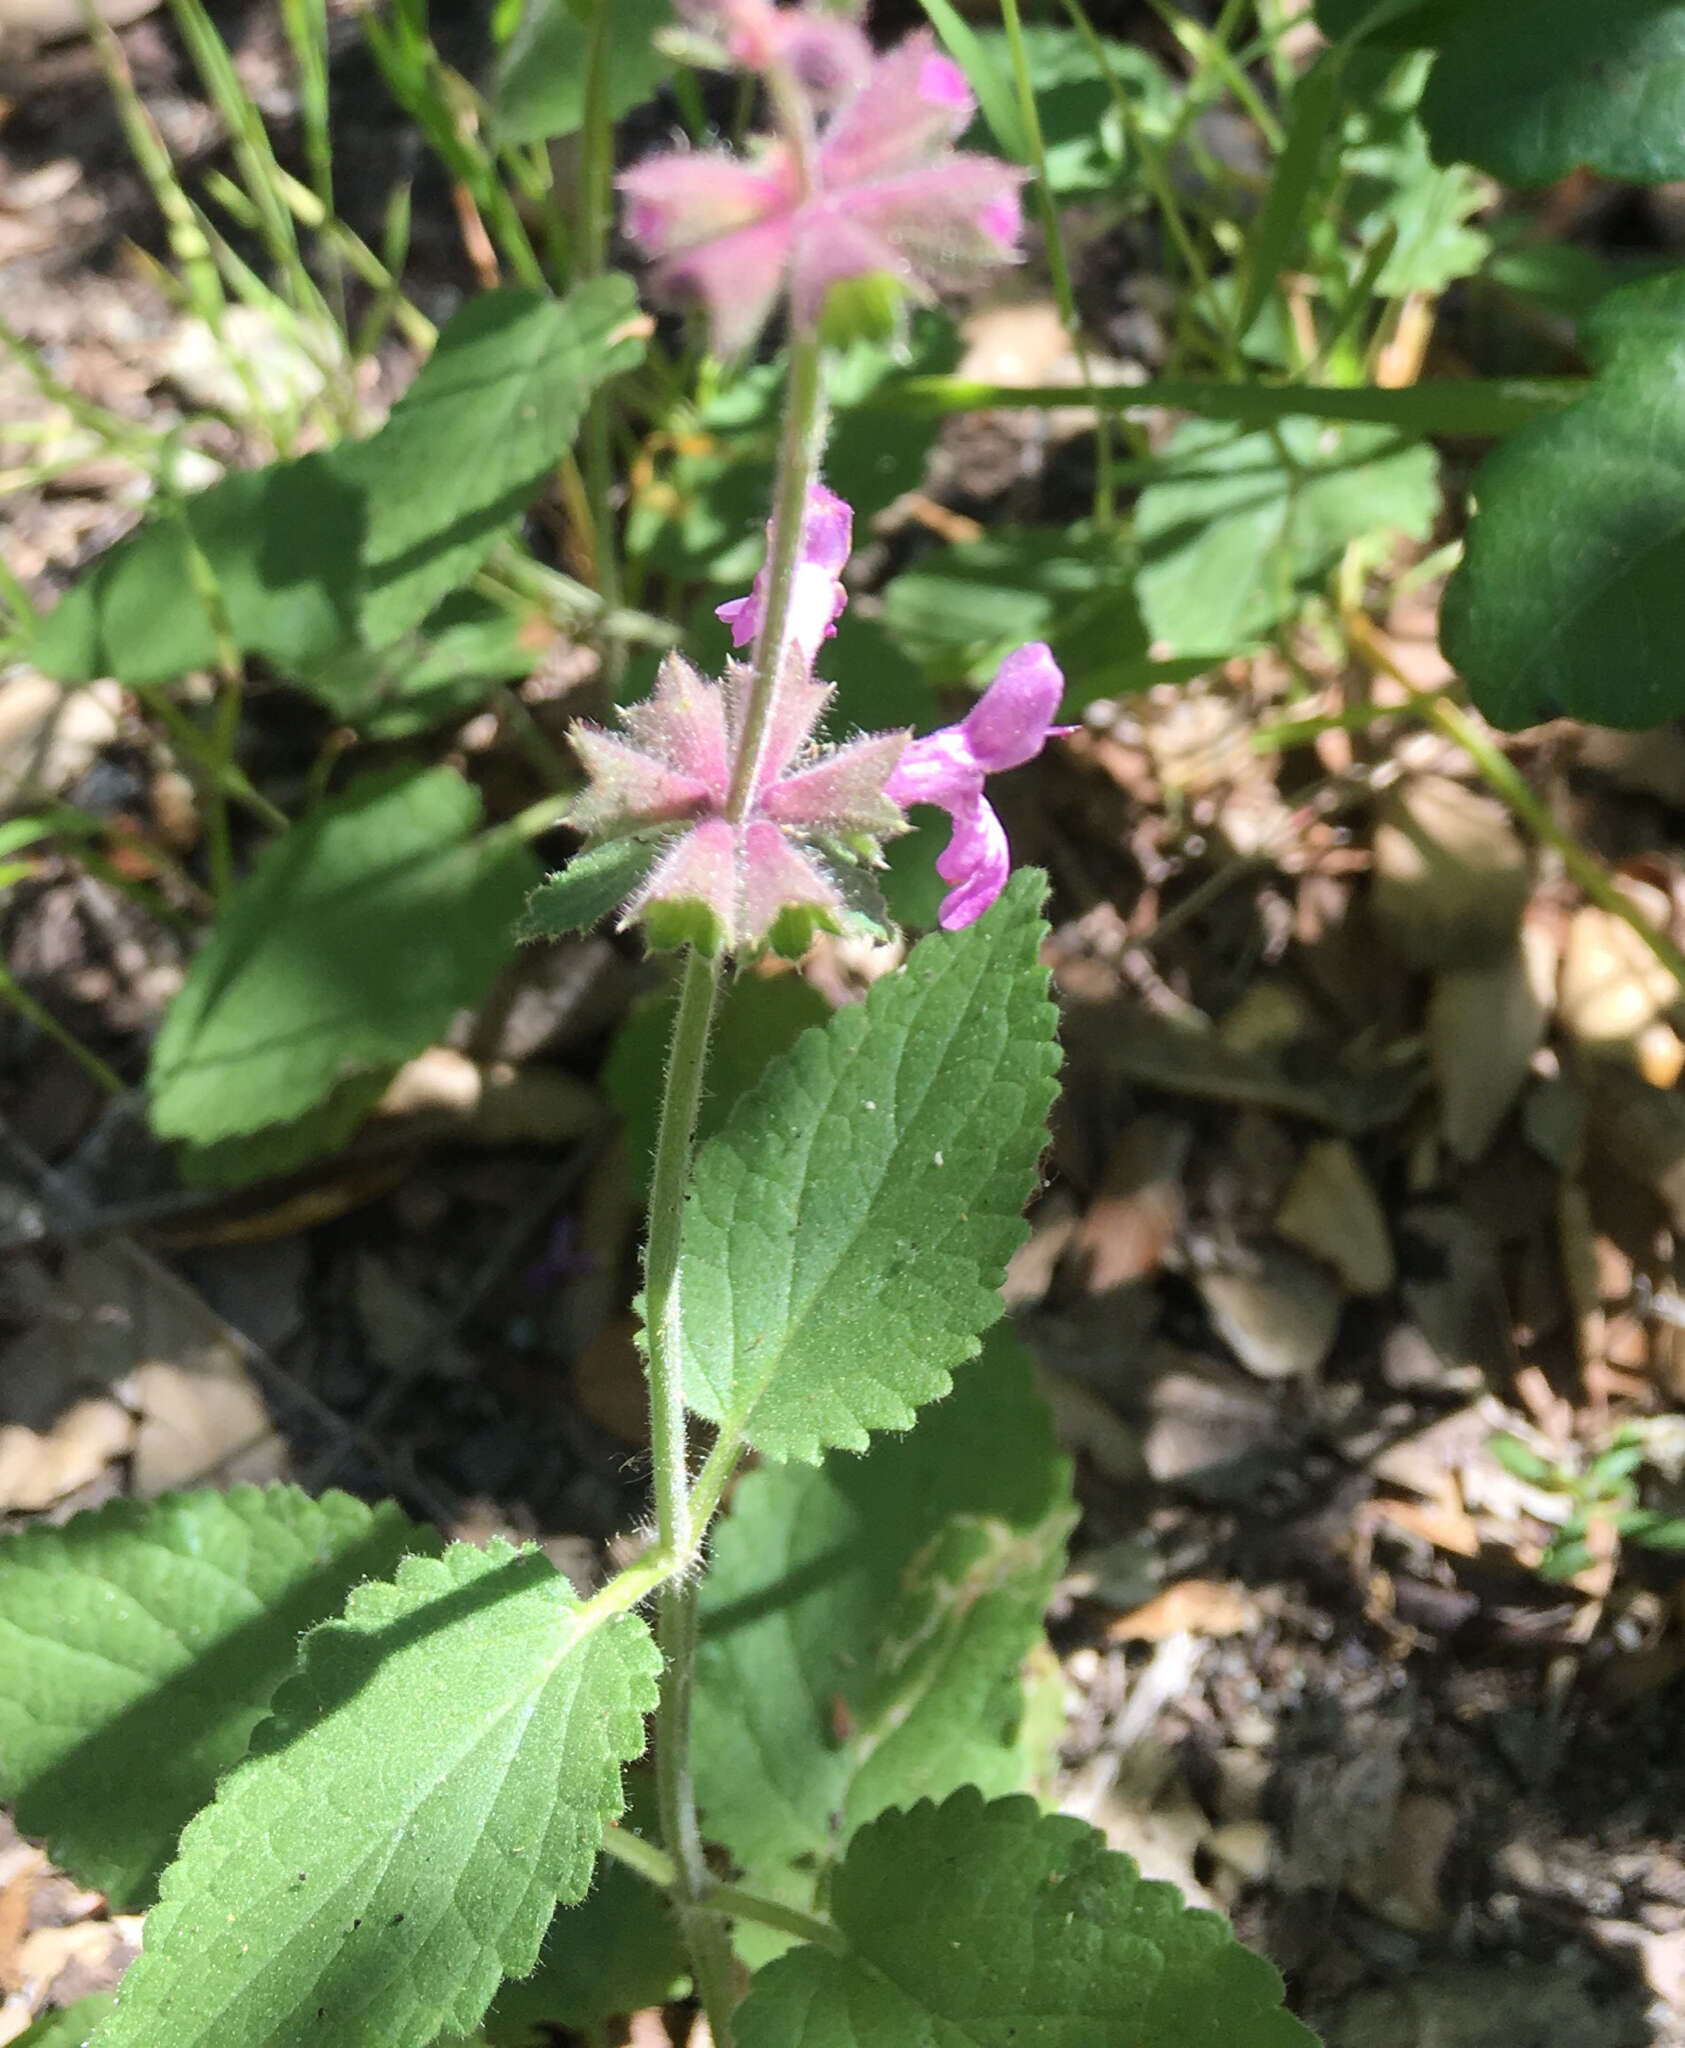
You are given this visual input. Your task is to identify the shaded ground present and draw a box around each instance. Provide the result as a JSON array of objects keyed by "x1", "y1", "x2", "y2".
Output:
[{"x1": 6, "y1": 8, "x2": 1685, "y2": 2045}]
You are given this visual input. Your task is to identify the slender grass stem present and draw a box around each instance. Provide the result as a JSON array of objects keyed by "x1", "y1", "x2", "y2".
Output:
[{"x1": 998, "y1": 0, "x2": 1117, "y2": 517}]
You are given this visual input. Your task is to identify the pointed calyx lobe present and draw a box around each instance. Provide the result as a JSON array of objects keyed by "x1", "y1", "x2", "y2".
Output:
[
  {"x1": 568, "y1": 647, "x2": 904, "y2": 954},
  {"x1": 620, "y1": 17, "x2": 1028, "y2": 356},
  {"x1": 561, "y1": 486, "x2": 1069, "y2": 955}
]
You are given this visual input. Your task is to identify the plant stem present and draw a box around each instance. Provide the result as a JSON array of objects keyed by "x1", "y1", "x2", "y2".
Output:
[
  {"x1": 600, "y1": 1828, "x2": 845, "y2": 1952},
  {"x1": 579, "y1": 0, "x2": 626, "y2": 668},
  {"x1": 998, "y1": 0, "x2": 1117, "y2": 517},
  {"x1": 658, "y1": 1577, "x2": 741, "y2": 2041},
  {"x1": 639, "y1": 945, "x2": 737, "y2": 2040},
  {"x1": 0, "y1": 966, "x2": 126, "y2": 1097},
  {"x1": 643, "y1": 946, "x2": 720, "y2": 1563},
  {"x1": 726, "y1": 332, "x2": 828, "y2": 820},
  {"x1": 1344, "y1": 610, "x2": 1685, "y2": 992}
]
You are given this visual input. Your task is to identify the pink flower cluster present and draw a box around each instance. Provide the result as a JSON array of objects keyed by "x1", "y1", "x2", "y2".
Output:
[
  {"x1": 620, "y1": 9, "x2": 1027, "y2": 354},
  {"x1": 566, "y1": 486, "x2": 1068, "y2": 947}
]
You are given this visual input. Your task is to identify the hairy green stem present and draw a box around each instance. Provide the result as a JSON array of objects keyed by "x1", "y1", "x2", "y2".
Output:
[
  {"x1": 726, "y1": 332, "x2": 828, "y2": 820},
  {"x1": 601, "y1": 1827, "x2": 844, "y2": 1952},
  {"x1": 643, "y1": 946, "x2": 721, "y2": 1561},
  {"x1": 638, "y1": 942, "x2": 735, "y2": 2042}
]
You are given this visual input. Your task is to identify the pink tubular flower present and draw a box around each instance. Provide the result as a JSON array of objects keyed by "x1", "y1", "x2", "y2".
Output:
[
  {"x1": 885, "y1": 643, "x2": 1071, "y2": 931},
  {"x1": 717, "y1": 482, "x2": 851, "y2": 670},
  {"x1": 619, "y1": 25, "x2": 1027, "y2": 356}
]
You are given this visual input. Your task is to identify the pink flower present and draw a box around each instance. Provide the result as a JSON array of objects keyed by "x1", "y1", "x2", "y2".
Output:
[
  {"x1": 672, "y1": 0, "x2": 872, "y2": 100},
  {"x1": 619, "y1": 26, "x2": 1027, "y2": 356},
  {"x1": 716, "y1": 482, "x2": 852, "y2": 670},
  {"x1": 885, "y1": 642, "x2": 1070, "y2": 931},
  {"x1": 568, "y1": 651, "x2": 905, "y2": 953}
]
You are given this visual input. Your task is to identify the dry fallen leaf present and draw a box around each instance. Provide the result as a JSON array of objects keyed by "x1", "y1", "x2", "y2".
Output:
[
  {"x1": 1195, "y1": 1245, "x2": 1342, "y2": 1380},
  {"x1": 1371, "y1": 773, "x2": 1530, "y2": 971},
  {"x1": 1430, "y1": 927, "x2": 1553, "y2": 1164},
  {"x1": 1559, "y1": 892, "x2": 1680, "y2": 1053},
  {"x1": 1274, "y1": 1137, "x2": 1394, "y2": 1296},
  {"x1": 1106, "y1": 1579, "x2": 1259, "y2": 1642}
]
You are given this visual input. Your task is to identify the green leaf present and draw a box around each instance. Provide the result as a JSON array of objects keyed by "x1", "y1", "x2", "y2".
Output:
[
  {"x1": 149, "y1": 766, "x2": 537, "y2": 1149},
  {"x1": 1584, "y1": 263, "x2": 1685, "y2": 369},
  {"x1": 882, "y1": 524, "x2": 1147, "y2": 700},
  {"x1": 1420, "y1": 1, "x2": 1685, "y2": 186},
  {"x1": 966, "y1": 26, "x2": 1177, "y2": 198},
  {"x1": 693, "y1": 1328, "x2": 1074, "y2": 1899},
  {"x1": 516, "y1": 833, "x2": 668, "y2": 943},
  {"x1": 1313, "y1": 0, "x2": 1468, "y2": 45},
  {"x1": 0, "y1": 1486, "x2": 426, "y2": 1909},
  {"x1": 1440, "y1": 283, "x2": 1685, "y2": 729},
  {"x1": 478, "y1": 1777, "x2": 685, "y2": 2042},
  {"x1": 94, "y1": 1542, "x2": 659, "y2": 2048},
  {"x1": 11, "y1": 1996, "x2": 116, "y2": 2048},
  {"x1": 34, "y1": 281, "x2": 643, "y2": 688},
  {"x1": 735, "y1": 1789, "x2": 1320, "y2": 2048},
  {"x1": 300, "y1": 594, "x2": 542, "y2": 739},
  {"x1": 492, "y1": 0, "x2": 672, "y2": 145},
  {"x1": 606, "y1": 971, "x2": 832, "y2": 1197},
  {"x1": 1136, "y1": 417, "x2": 1439, "y2": 659},
  {"x1": 677, "y1": 870, "x2": 1060, "y2": 1462},
  {"x1": 176, "y1": 1069, "x2": 396, "y2": 1190},
  {"x1": 1339, "y1": 52, "x2": 1491, "y2": 298}
]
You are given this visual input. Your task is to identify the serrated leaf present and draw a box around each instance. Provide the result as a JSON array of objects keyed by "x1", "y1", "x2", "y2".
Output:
[
  {"x1": 693, "y1": 1328, "x2": 1074, "y2": 1898},
  {"x1": 1136, "y1": 417, "x2": 1439, "y2": 660},
  {"x1": 492, "y1": 0, "x2": 673, "y2": 145},
  {"x1": 735, "y1": 1789, "x2": 1319, "y2": 2048},
  {"x1": 95, "y1": 1542, "x2": 659, "y2": 2048},
  {"x1": 33, "y1": 281, "x2": 642, "y2": 688},
  {"x1": 301, "y1": 593, "x2": 542, "y2": 740},
  {"x1": 1420, "y1": 0, "x2": 1685, "y2": 187},
  {"x1": 0, "y1": 1485, "x2": 426, "y2": 1908},
  {"x1": 1441, "y1": 276, "x2": 1685, "y2": 729},
  {"x1": 516, "y1": 834, "x2": 667, "y2": 943},
  {"x1": 475, "y1": 1777, "x2": 686, "y2": 2042},
  {"x1": 149, "y1": 766, "x2": 537, "y2": 1149},
  {"x1": 676, "y1": 871, "x2": 1059, "y2": 1462},
  {"x1": 606, "y1": 971, "x2": 832, "y2": 1197}
]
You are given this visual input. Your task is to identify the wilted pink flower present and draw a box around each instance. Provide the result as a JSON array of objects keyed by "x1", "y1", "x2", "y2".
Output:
[
  {"x1": 619, "y1": 27, "x2": 1027, "y2": 355},
  {"x1": 886, "y1": 642, "x2": 1070, "y2": 931},
  {"x1": 568, "y1": 651, "x2": 905, "y2": 953},
  {"x1": 717, "y1": 482, "x2": 852, "y2": 669}
]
